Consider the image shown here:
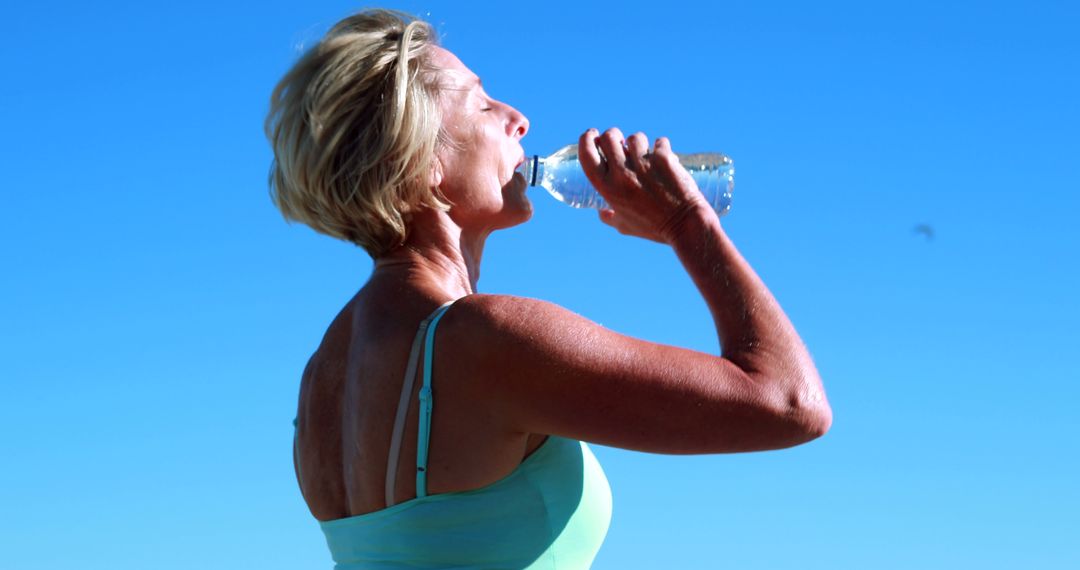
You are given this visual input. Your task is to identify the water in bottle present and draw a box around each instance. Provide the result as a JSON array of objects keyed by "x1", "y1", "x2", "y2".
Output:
[{"x1": 516, "y1": 144, "x2": 734, "y2": 216}]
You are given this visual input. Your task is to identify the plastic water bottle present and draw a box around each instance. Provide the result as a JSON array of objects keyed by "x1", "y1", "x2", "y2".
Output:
[{"x1": 516, "y1": 144, "x2": 734, "y2": 216}]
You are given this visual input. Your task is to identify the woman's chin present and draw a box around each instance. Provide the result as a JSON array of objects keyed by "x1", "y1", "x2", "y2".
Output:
[
  {"x1": 505, "y1": 195, "x2": 533, "y2": 226},
  {"x1": 517, "y1": 198, "x2": 534, "y2": 223},
  {"x1": 501, "y1": 177, "x2": 533, "y2": 220}
]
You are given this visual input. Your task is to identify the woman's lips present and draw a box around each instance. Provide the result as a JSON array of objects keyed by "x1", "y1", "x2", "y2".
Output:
[
  {"x1": 508, "y1": 154, "x2": 527, "y2": 185},
  {"x1": 513, "y1": 154, "x2": 528, "y2": 184}
]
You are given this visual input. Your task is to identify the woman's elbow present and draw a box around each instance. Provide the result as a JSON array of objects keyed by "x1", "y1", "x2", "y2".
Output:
[
  {"x1": 778, "y1": 379, "x2": 833, "y2": 445},
  {"x1": 805, "y1": 403, "x2": 833, "y2": 441}
]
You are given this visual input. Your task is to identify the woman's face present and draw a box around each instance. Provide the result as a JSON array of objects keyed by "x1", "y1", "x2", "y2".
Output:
[{"x1": 430, "y1": 47, "x2": 532, "y2": 231}]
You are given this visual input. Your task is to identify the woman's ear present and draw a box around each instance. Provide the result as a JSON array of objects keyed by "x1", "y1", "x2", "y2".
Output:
[{"x1": 428, "y1": 155, "x2": 444, "y2": 188}]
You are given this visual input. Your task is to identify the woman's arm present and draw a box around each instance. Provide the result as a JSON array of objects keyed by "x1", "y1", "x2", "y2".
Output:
[{"x1": 444, "y1": 128, "x2": 831, "y2": 455}]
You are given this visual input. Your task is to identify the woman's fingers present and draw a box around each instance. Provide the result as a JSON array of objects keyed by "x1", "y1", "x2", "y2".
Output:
[
  {"x1": 598, "y1": 208, "x2": 630, "y2": 237},
  {"x1": 596, "y1": 128, "x2": 627, "y2": 179},
  {"x1": 652, "y1": 136, "x2": 677, "y2": 169},
  {"x1": 625, "y1": 132, "x2": 650, "y2": 175},
  {"x1": 582, "y1": 128, "x2": 703, "y2": 245},
  {"x1": 578, "y1": 128, "x2": 604, "y2": 187}
]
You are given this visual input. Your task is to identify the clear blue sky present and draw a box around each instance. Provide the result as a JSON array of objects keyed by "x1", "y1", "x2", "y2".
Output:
[{"x1": 2, "y1": 1, "x2": 1078, "y2": 568}]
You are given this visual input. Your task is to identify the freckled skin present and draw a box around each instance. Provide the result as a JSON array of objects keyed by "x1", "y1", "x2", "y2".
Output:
[{"x1": 293, "y1": 47, "x2": 830, "y2": 523}]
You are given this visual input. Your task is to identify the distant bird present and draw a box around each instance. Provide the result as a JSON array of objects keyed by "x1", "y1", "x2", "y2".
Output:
[{"x1": 913, "y1": 224, "x2": 935, "y2": 241}]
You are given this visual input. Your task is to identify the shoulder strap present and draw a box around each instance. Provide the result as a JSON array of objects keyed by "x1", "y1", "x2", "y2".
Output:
[
  {"x1": 384, "y1": 298, "x2": 460, "y2": 507},
  {"x1": 416, "y1": 301, "x2": 459, "y2": 498}
]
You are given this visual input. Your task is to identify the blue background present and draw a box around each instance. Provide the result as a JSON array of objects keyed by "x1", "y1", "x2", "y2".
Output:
[{"x1": 2, "y1": 1, "x2": 1077, "y2": 568}]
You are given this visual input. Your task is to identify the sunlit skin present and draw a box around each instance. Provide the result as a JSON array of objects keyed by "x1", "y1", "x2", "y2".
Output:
[
  {"x1": 372, "y1": 46, "x2": 530, "y2": 296},
  {"x1": 293, "y1": 48, "x2": 544, "y2": 520},
  {"x1": 293, "y1": 46, "x2": 829, "y2": 523}
]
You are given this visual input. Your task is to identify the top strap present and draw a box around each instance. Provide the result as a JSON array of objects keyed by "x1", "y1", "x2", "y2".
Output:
[
  {"x1": 415, "y1": 301, "x2": 458, "y2": 498},
  {"x1": 384, "y1": 298, "x2": 461, "y2": 507}
]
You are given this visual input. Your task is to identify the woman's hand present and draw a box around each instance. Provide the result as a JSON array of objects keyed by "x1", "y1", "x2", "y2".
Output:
[{"x1": 579, "y1": 128, "x2": 714, "y2": 245}]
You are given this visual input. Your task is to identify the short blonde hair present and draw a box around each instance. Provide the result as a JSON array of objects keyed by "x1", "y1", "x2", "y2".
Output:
[{"x1": 265, "y1": 9, "x2": 450, "y2": 258}]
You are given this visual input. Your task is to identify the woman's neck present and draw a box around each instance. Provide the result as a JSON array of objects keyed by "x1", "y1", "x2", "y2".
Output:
[{"x1": 371, "y1": 209, "x2": 488, "y2": 299}]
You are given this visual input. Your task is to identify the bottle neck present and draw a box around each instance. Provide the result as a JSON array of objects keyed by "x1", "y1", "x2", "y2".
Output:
[{"x1": 529, "y1": 155, "x2": 543, "y2": 187}]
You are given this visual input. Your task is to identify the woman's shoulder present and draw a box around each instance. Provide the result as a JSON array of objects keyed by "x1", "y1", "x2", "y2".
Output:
[
  {"x1": 449, "y1": 293, "x2": 584, "y2": 331},
  {"x1": 441, "y1": 293, "x2": 598, "y2": 354},
  {"x1": 438, "y1": 292, "x2": 600, "y2": 375},
  {"x1": 455, "y1": 292, "x2": 550, "y2": 310}
]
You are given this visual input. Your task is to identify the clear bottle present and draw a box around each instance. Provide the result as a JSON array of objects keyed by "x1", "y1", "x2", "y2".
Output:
[{"x1": 516, "y1": 144, "x2": 734, "y2": 216}]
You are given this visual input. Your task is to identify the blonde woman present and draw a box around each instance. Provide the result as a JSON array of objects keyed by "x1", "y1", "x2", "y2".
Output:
[{"x1": 267, "y1": 9, "x2": 832, "y2": 569}]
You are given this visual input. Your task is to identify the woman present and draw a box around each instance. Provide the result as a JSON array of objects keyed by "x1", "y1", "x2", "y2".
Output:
[{"x1": 266, "y1": 9, "x2": 832, "y2": 569}]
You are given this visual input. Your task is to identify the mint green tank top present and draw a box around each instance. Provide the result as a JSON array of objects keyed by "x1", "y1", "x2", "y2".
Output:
[{"x1": 295, "y1": 298, "x2": 613, "y2": 569}]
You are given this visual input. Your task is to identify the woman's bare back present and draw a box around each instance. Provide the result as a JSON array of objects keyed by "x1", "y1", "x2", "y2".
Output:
[{"x1": 293, "y1": 285, "x2": 548, "y2": 522}]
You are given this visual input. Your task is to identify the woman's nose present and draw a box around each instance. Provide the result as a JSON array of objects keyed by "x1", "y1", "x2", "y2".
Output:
[{"x1": 507, "y1": 107, "x2": 529, "y2": 140}]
